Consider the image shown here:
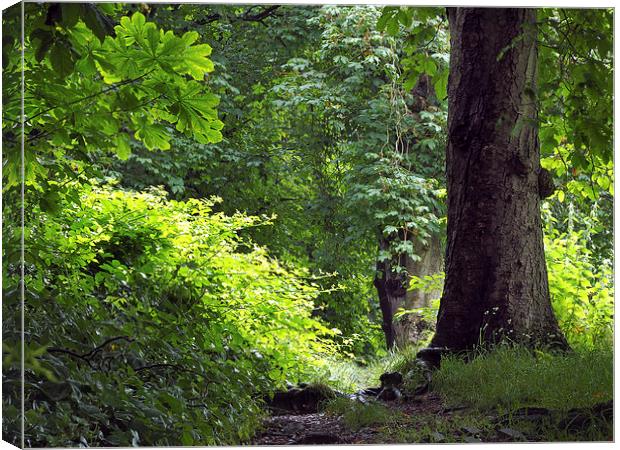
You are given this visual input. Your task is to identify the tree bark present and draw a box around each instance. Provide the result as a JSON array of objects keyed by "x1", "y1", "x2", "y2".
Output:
[
  {"x1": 374, "y1": 233, "x2": 408, "y2": 350},
  {"x1": 393, "y1": 234, "x2": 443, "y2": 348},
  {"x1": 425, "y1": 8, "x2": 568, "y2": 353}
]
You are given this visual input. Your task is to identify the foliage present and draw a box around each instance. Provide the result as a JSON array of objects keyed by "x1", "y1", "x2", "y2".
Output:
[
  {"x1": 541, "y1": 146, "x2": 613, "y2": 265},
  {"x1": 377, "y1": 7, "x2": 449, "y2": 97},
  {"x1": 3, "y1": 185, "x2": 335, "y2": 446},
  {"x1": 432, "y1": 345, "x2": 612, "y2": 412},
  {"x1": 3, "y1": 4, "x2": 222, "y2": 202},
  {"x1": 538, "y1": 9, "x2": 613, "y2": 174},
  {"x1": 1, "y1": 4, "x2": 613, "y2": 445},
  {"x1": 378, "y1": 7, "x2": 613, "y2": 181},
  {"x1": 394, "y1": 273, "x2": 443, "y2": 327},
  {"x1": 265, "y1": 6, "x2": 447, "y2": 343},
  {"x1": 542, "y1": 204, "x2": 614, "y2": 349},
  {"x1": 108, "y1": 5, "x2": 447, "y2": 353}
]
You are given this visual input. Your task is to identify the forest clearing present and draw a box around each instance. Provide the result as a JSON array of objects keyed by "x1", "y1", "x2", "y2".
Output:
[{"x1": 1, "y1": 3, "x2": 614, "y2": 446}]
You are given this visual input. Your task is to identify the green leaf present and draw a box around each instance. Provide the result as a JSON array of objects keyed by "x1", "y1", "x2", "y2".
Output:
[
  {"x1": 116, "y1": 134, "x2": 132, "y2": 160},
  {"x1": 403, "y1": 74, "x2": 420, "y2": 91},
  {"x1": 82, "y1": 4, "x2": 114, "y2": 42},
  {"x1": 135, "y1": 122, "x2": 171, "y2": 150},
  {"x1": 182, "y1": 44, "x2": 215, "y2": 79},
  {"x1": 49, "y1": 43, "x2": 75, "y2": 78},
  {"x1": 433, "y1": 69, "x2": 449, "y2": 99},
  {"x1": 386, "y1": 18, "x2": 400, "y2": 36},
  {"x1": 34, "y1": 33, "x2": 54, "y2": 63},
  {"x1": 61, "y1": 3, "x2": 83, "y2": 29},
  {"x1": 557, "y1": 190, "x2": 565, "y2": 203}
]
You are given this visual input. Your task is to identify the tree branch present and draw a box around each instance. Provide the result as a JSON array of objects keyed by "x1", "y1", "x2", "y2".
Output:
[
  {"x1": 47, "y1": 336, "x2": 133, "y2": 365},
  {"x1": 191, "y1": 5, "x2": 281, "y2": 27}
]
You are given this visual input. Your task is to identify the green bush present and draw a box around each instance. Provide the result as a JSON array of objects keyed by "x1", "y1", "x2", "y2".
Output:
[
  {"x1": 3, "y1": 184, "x2": 336, "y2": 446},
  {"x1": 543, "y1": 209, "x2": 614, "y2": 349}
]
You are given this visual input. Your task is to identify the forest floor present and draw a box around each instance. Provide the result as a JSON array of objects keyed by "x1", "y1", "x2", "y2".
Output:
[
  {"x1": 253, "y1": 392, "x2": 447, "y2": 445},
  {"x1": 252, "y1": 391, "x2": 613, "y2": 445},
  {"x1": 252, "y1": 347, "x2": 613, "y2": 444},
  {"x1": 251, "y1": 391, "x2": 540, "y2": 445}
]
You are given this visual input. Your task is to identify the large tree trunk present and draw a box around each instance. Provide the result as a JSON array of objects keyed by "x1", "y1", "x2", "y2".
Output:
[{"x1": 425, "y1": 8, "x2": 568, "y2": 354}]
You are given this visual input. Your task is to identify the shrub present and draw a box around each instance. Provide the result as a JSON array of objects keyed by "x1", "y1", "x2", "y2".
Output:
[
  {"x1": 544, "y1": 225, "x2": 614, "y2": 349},
  {"x1": 3, "y1": 184, "x2": 335, "y2": 446}
]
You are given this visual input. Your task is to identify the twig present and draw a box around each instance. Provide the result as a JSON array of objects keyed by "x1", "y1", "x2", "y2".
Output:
[{"x1": 46, "y1": 336, "x2": 133, "y2": 364}]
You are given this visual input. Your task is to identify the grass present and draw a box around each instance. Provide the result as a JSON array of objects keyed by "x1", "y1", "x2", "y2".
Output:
[
  {"x1": 432, "y1": 345, "x2": 613, "y2": 412},
  {"x1": 314, "y1": 344, "x2": 427, "y2": 393},
  {"x1": 383, "y1": 411, "x2": 495, "y2": 443},
  {"x1": 317, "y1": 344, "x2": 613, "y2": 442},
  {"x1": 322, "y1": 397, "x2": 403, "y2": 431},
  {"x1": 313, "y1": 356, "x2": 390, "y2": 392}
]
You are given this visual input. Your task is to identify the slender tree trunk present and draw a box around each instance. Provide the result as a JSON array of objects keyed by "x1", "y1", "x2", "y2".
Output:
[
  {"x1": 424, "y1": 8, "x2": 568, "y2": 354},
  {"x1": 374, "y1": 233, "x2": 408, "y2": 349},
  {"x1": 393, "y1": 234, "x2": 443, "y2": 348}
]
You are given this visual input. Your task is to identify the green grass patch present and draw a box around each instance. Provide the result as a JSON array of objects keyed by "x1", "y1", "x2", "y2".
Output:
[
  {"x1": 315, "y1": 355, "x2": 395, "y2": 392},
  {"x1": 382, "y1": 412, "x2": 495, "y2": 444},
  {"x1": 323, "y1": 397, "x2": 403, "y2": 430},
  {"x1": 432, "y1": 345, "x2": 613, "y2": 413},
  {"x1": 316, "y1": 345, "x2": 428, "y2": 393}
]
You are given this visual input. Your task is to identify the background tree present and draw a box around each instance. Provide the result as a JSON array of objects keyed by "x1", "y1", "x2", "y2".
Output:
[{"x1": 107, "y1": 5, "x2": 448, "y2": 353}]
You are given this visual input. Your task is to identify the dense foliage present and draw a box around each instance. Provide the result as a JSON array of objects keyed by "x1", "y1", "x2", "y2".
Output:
[
  {"x1": 4, "y1": 184, "x2": 334, "y2": 446},
  {"x1": 2, "y1": 4, "x2": 613, "y2": 447}
]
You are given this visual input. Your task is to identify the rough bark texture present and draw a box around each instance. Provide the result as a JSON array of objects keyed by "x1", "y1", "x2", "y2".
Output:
[{"x1": 427, "y1": 8, "x2": 568, "y2": 352}]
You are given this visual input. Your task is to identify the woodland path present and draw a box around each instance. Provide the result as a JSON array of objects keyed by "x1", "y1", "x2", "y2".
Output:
[{"x1": 252, "y1": 392, "x2": 447, "y2": 445}]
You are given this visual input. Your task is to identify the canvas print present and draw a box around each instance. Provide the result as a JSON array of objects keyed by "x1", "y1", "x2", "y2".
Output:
[{"x1": 1, "y1": 2, "x2": 613, "y2": 447}]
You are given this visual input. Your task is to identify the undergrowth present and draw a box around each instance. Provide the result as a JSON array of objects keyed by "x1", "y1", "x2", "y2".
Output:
[{"x1": 322, "y1": 344, "x2": 613, "y2": 442}]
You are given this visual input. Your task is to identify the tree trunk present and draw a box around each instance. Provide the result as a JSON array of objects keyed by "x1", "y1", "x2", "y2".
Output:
[
  {"x1": 426, "y1": 8, "x2": 568, "y2": 353},
  {"x1": 393, "y1": 234, "x2": 443, "y2": 348},
  {"x1": 374, "y1": 71, "x2": 444, "y2": 350},
  {"x1": 374, "y1": 233, "x2": 408, "y2": 350}
]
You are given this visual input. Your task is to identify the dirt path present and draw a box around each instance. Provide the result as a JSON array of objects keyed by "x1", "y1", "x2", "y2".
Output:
[{"x1": 252, "y1": 392, "x2": 445, "y2": 445}]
